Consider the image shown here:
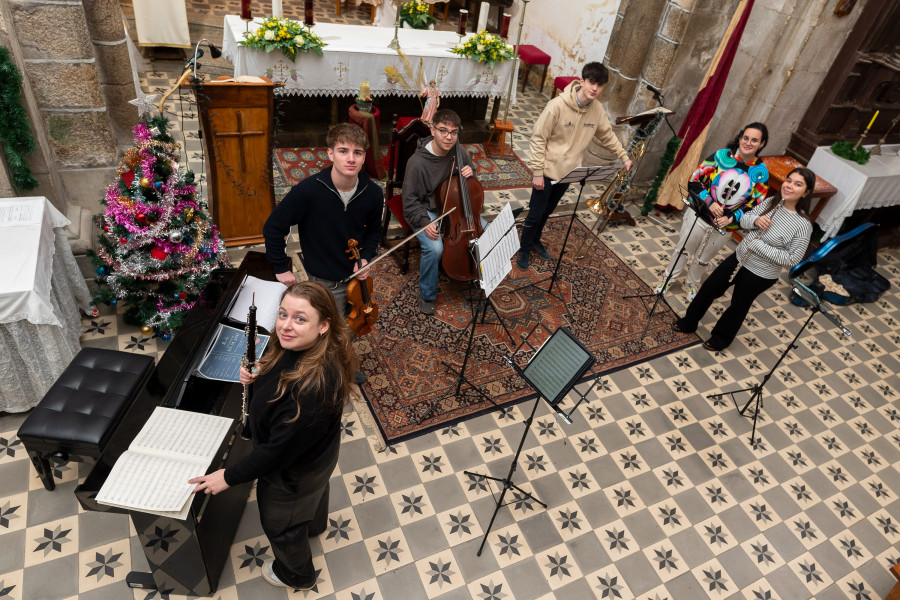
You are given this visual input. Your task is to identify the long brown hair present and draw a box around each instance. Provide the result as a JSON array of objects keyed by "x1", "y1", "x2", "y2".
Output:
[
  {"x1": 759, "y1": 167, "x2": 814, "y2": 222},
  {"x1": 257, "y1": 281, "x2": 358, "y2": 421}
]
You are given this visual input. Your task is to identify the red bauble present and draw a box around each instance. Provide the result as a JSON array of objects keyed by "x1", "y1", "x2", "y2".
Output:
[
  {"x1": 137, "y1": 213, "x2": 147, "y2": 223},
  {"x1": 151, "y1": 247, "x2": 168, "y2": 260},
  {"x1": 103, "y1": 225, "x2": 109, "y2": 232},
  {"x1": 179, "y1": 292, "x2": 187, "y2": 299},
  {"x1": 119, "y1": 237, "x2": 127, "y2": 243},
  {"x1": 122, "y1": 170, "x2": 135, "y2": 187}
]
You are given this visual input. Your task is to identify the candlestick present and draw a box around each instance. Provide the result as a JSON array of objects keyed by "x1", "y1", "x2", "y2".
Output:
[
  {"x1": 867, "y1": 110, "x2": 879, "y2": 130},
  {"x1": 500, "y1": 13, "x2": 511, "y2": 39},
  {"x1": 272, "y1": 0, "x2": 282, "y2": 18},
  {"x1": 240, "y1": 0, "x2": 252, "y2": 20},
  {"x1": 457, "y1": 9, "x2": 468, "y2": 37},
  {"x1": 388, "y1": 0, "x2": 401, "y2": 50},
  {"x1": 304, "y1": 0, "x2": 315, "y2": 26},
  {"x1": 360, "y1": 80, "x2": 370, "y2": 99}
]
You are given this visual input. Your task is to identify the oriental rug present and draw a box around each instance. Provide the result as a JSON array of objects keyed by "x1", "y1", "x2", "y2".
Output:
[
  {"x1": 356, "y1": 215, "x2": 700, "y2": 443},
  {"x1": 275, "y1": 143, "x2": 533, "y2": 190}
]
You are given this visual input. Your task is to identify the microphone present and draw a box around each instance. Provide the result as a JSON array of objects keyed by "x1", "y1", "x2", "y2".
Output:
[{"x1": 646, "y1": 84, "x2": 663, "y2": 97}]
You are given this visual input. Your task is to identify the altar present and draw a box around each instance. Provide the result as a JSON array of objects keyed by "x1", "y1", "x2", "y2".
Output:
[
  {"x1": 221, "y1": 15, "x2": 518, "y2": 144},
  {"x1": 808, "y1": 144, "x2": 900, "y2": 239}
]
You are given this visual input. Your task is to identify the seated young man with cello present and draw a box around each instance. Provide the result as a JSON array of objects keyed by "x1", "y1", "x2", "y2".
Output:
[
  {"x1": 402, "y1": 109, "x2": 477, "y2": 315},
  {"x1": 263, "y1": 123, "x2": 384, "y2": 317}
]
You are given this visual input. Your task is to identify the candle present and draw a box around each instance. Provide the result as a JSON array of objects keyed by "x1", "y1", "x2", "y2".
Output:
[
  {"x1": 500, "y1": 13, "x2": 511, "y2": 38},
  {"x1": 476, "y1": 2, "x2": 489, "y2": 33},
  {"x1": 360, "y1": 80, "x2": 370, "y2": 99},
  {"x1": 304, "y1": 0, "x2": 314, "y2": 26},
  {"x1": 457, "y1": 9, "x2": 468, "y2": 36},
  {"x1": 867, "y1": 110, "x2": 879, "y2": 129},
  {"x1": 272, "y1": 0, "x2": 282, "y2": 18},
  {"x1": 241, "y1": 0, "x2": 252, "y2": 20}
]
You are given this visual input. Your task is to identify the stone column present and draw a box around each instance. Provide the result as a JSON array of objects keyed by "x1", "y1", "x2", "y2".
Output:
[
  {"x1": 82, "y1": 0, "x2": 140, "y2": 150},
  {"x1": 5, "y1": 0, "x2": 117, "y2": 213},
  {"x1": 604, "y1": 0, "x2": 667, "y2": 117}
]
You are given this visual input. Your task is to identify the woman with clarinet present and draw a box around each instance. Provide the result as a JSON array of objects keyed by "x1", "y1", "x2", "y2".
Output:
[
  {"x1": 189, "y1": 281, "x2": 357, "y2": 591},
  {"x1": 673, "y1": 167, "x2": 815, "y2": 352}
]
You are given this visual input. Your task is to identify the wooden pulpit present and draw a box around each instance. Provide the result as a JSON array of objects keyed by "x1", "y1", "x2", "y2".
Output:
[{"x1": 192, "y1": 76, "x2": 283, "y2": 247}]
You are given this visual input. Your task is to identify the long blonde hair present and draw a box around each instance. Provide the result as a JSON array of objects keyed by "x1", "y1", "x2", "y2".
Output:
[{"x1": 257, "y1": 281, "x2": 357, "y2": 421}]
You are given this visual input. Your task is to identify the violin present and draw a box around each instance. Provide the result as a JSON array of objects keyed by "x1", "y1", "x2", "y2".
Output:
[
  {"x1": 345, "y1": 239, "x2": 378, "y2": 336},
  {"x1": 437, "y1": 139, "x2": 485, "y2": 281}
]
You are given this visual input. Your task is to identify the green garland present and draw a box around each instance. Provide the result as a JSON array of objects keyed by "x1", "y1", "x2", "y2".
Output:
[
  {"x1": 831, "y1": 140, "x2": 870, "y2": 165},
  {"x1": 0, "y1": 46, "x2": 38, "y2": 191},
  {"x1": 642, "y1": 135, "x2": 681, "y2": 215}
]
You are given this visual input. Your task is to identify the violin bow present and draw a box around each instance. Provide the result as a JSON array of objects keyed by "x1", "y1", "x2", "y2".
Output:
[{"x1": 339, "y1": 208, "x2": 456, "y2": 284}]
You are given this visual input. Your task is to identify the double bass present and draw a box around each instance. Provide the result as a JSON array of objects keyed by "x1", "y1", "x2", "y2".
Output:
[{"x1": 437, "y1": 139, "x2": 485, "y2": 281}]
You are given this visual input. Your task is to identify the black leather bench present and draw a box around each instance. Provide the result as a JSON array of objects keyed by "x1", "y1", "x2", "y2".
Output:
[{"x1": 17, "y1": 348, "x2": 154, "y2": 491}]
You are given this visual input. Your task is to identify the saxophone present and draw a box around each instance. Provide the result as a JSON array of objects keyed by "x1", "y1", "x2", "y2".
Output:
[{"x1": 239, "y1": 294, "x2": 257, "y2": 441}]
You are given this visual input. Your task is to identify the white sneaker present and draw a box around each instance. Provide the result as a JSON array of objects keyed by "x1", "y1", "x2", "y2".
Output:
[
  {"x1": 654, "y1": 280, "x2": 672, "y2": 295},
  {"x1": 686, "y1": 285, "x2": 698, "y2": 302}
]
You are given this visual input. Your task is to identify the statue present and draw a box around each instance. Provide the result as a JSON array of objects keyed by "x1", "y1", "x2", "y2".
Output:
[{"x1": 420, "y1": 80, "x2": 440, "y2": 124}]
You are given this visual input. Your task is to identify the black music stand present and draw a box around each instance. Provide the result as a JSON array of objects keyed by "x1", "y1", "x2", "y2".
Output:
[
  {"x1": 465, "y1": 326, "x2": 596, "y2": 556},
  {"x1": 624, "y1": 187, "x2": 726, "y2": 339},
  {"x1": 414, "y1": 206, "x2": 519, "y2": 425},
  {"x1": 514, "y1": 164, "x2": 622, "y2": 315},
  {"x1": 708, "y1": 280, "x2": 851, "y2": 445}
]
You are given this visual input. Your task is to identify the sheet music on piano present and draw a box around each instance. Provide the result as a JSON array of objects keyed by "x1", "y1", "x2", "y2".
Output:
[
  {"x1": 226, "y1": 274, "x2": 286, "y2": 333},
  {"x1": 95, "y1": 407, "x2": 233, "y2": 519}
]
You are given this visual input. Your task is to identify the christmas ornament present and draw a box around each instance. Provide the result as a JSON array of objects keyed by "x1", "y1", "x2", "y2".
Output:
[
  {"x1": 140, "y1": 177, "x2": 152, "y2": 188},
  {"x1": 110, "y1": 299, "x2": 117, "y2": 305},
  {"x1": 179, "y1": 292, "x2": 187, "y2": 299},
  {"x1": 119, "y1": 237, "x2": 127, "y2": 243},
  {"x1": 151, "y1": 247, "x2": 168, "y2": 260},
  {"x1": 128, "y1": 90, "x2": 159, "y2": 118},
  {"x1": 169, "y1": 231, "x2": 183, "y2": 243},
  {"x1": 92, "y1": 308, "x2": 99, "y2": 317},
  {"x1": 161, "y1": 331, "x2": 173, "y2": 342},
  {"x1": 137, "y1": 213, "x2": 147, "y2": 223},
  {"x1": 95, "y1": 266, "x2": 107, "y2": 275},
  {"x1": 154, "y1": 181, "x2": 162, "y2": 189},
  {"x1": 183, "y1": 208, "x2": 194, "y2": 222},
  {"x1": 141, "y1": 325, "x2": 153, "y2": 336}
]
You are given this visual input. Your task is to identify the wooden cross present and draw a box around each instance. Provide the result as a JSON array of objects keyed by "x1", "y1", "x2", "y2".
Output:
[
  {"x1": 216, "y1": 111, "x2": 264, "y2": 175},
  {"x1": 333, "y1": 61, "x2": 348, "y2": 82}
]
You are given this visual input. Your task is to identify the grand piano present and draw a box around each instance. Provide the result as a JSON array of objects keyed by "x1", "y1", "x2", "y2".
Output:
[{"x1": 75, "y1": 251, "x2": 274, "y2": 595}]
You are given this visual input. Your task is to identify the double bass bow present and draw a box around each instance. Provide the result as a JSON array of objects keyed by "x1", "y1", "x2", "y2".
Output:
[
  {"x1": 437, "y1": 140, "x2": 485, "y2": 281},
  {"x1": 345, "y1": 239, "x2": 378, "y2": 336}
]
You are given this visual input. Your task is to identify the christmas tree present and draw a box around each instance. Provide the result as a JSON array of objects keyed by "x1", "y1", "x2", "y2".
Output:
[{"x1": 89, "y1": 116, "x2": 229, "y2": 337}]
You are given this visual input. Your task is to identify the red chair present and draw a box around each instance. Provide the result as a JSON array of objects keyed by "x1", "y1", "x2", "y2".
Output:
[
  {"x1": 516, "y1": 45, "x2": 551, "y2": 93},
  {"x1": 381, "y1": 115, "x2": 432, "y2": 273},
  {"x1": 552, "y1": 76, "x2": 580, "y2": 98}
]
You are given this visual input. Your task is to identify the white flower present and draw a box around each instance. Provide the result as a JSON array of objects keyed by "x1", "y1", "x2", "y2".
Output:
[
  {"x1": 506, "y1": 44, "x2": 514, "y2": 52},
  {"x1": 455, "y1": 43, "x2": 464, "y2": 51},
  {"x1": 294, "y1": 35, "x2": 304, "y2": 44},
  {"x1": 477, "y1": 44, "x2": 484, "y2": 52},
  {"x1": 264, "y1": 29, "x2": 276, "y2": 40}
]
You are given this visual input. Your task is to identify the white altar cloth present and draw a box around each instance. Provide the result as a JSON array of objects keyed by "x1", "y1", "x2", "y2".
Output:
[
  {"x1": 133, "y1": 0, "x2": 191, "y2": 48},
  {"x1": 809, "y1": 144, "x2": 900, "y2": 239},
  {"x1": 222, "y1": 15, "x2": 517, "y2": 101},
  {"x1": 0, "y1": 197, "x2": 92, "y2": 413}
]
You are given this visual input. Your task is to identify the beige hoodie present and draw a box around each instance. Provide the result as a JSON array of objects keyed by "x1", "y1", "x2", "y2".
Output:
[{"x1": 528, "y1": 81, "x2": 628, "y2": 180}]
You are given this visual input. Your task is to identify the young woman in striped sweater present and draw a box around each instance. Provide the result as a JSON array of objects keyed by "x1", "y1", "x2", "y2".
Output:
[{"x1": 674, "y1": 167, "x2": 816, "y2": 351}]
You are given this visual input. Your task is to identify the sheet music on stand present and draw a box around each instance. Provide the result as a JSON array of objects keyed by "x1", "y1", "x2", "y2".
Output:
[
  {"x1": 473, "y1": 203, "x2": 520, "y2": 297},
  {"x1": 552, "y1": 163, "x2": 623, "y2": 186}
]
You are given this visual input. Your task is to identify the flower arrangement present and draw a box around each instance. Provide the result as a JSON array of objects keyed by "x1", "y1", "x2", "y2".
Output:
[
  {"x1": 399, "y1": 0, "x2": 437, "y2": 30},
  {"x1": 449, "y1": 31, "x2": 514, "y2": 69},
  {"x1": 238, "y1": 16, "x2": 326, "y2": 61}
]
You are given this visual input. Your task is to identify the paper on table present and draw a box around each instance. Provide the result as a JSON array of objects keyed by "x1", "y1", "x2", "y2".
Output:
[
  {"x1": 95, "y1": 407, "x2": 233, "y2": 518},
  {"x1": 227, "y1": 275, "x2": 286, "y2": 332}
]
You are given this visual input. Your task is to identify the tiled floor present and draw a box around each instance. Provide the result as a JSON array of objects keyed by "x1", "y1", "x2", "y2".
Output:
[{"x1": 2, "y1": 6, "x2": 900, "y2": 600}]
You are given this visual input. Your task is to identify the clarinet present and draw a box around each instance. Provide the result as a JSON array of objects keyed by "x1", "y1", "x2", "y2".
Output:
[{"x1": 240, "y1": 293, "x2": 257, "y2": 441}]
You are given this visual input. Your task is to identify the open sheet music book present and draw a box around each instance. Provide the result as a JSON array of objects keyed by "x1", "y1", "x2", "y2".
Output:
[
  {"x1": 226, "y1": 275, "x2": 285, "y2": 333},
  {"x1": 95, "y1": 407, "x2": 234, "y2": 519},
  {"x1": 195, "y1": 324, "x2": 270, "y2": 382}
]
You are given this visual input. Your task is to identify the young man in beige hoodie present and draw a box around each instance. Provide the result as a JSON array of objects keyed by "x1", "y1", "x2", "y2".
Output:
[{"x1": 518, "y1": 62, "x2": 632, "y2": 270}]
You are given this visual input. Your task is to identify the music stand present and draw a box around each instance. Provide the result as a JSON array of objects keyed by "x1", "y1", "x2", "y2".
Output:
[
  {"x1": 514, "y1": 164, "x2": 622, "y2": 313},
  {"x1": 624, "y1": 187, "x2": 726, "y2": 339},
  {"x1": 708, "y1": 279, "x2": 851, "y2": 445},
  {"x1": 413, "y1": 204, "x2": 519, "y2": 425},
  {"x1": 465, "y1": 326, "x2": 596, "y2": 556}
]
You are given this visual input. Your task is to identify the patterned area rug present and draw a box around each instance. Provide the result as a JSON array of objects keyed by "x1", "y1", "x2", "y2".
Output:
[
  {"x1": 356, "y1": 216, "x2": 700, "y2": 442},
  {"x1": 275, "y1": 144, "x2": 534, "y2": 190}
]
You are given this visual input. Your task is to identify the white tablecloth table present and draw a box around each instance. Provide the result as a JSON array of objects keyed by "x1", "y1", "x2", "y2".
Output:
[
  {"x1": 222, "y1": 15, "x2": 517, "y2": 102},
  {"x1": 0, "y1": 197, "x2": 92, "y2": 413},
  {"x1": 808, "y1": 144, "x2": 900, "y2": 239}
]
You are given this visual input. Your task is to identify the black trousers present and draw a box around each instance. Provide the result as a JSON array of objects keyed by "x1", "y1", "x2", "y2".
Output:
[
  {"x1": 676, "y1": 253, "x2": 776, "y2": 349},
  {"x1": 257, "y1": 432, "x2": 340, "y2": 588},
  {"x1": 520, "y1": 177, "x2": 570, "y2": 254}
]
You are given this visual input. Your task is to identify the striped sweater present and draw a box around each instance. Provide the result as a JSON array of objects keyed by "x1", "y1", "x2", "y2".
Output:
[{"x1": 737, "y1": 197, "x2": 812, "y2": 280}]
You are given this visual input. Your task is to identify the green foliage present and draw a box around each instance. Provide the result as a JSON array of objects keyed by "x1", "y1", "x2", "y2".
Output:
[
  {"x1": 399, "y1": 0, "x2": 437, "y2": 29},
  {"x1": 0, "y1": 46, "x2": 38, "y2": 191},
  {"x1": 238, "y1": 16, "x2": 326, "y2": 61},
  {"x1": 642, "y1": 136, "x2": 681, "y2": 215},
  {"x1": 831, "y1": 140, "x2": 870, "y2": 165},
  {"x1": 449, "y1": 31, "x2": 515, "y2": 69}
]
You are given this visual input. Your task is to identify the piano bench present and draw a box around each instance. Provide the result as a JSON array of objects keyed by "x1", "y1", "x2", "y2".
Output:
[{"x1": 17, "y1": 348, "x2": 154, "y2": 491}]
